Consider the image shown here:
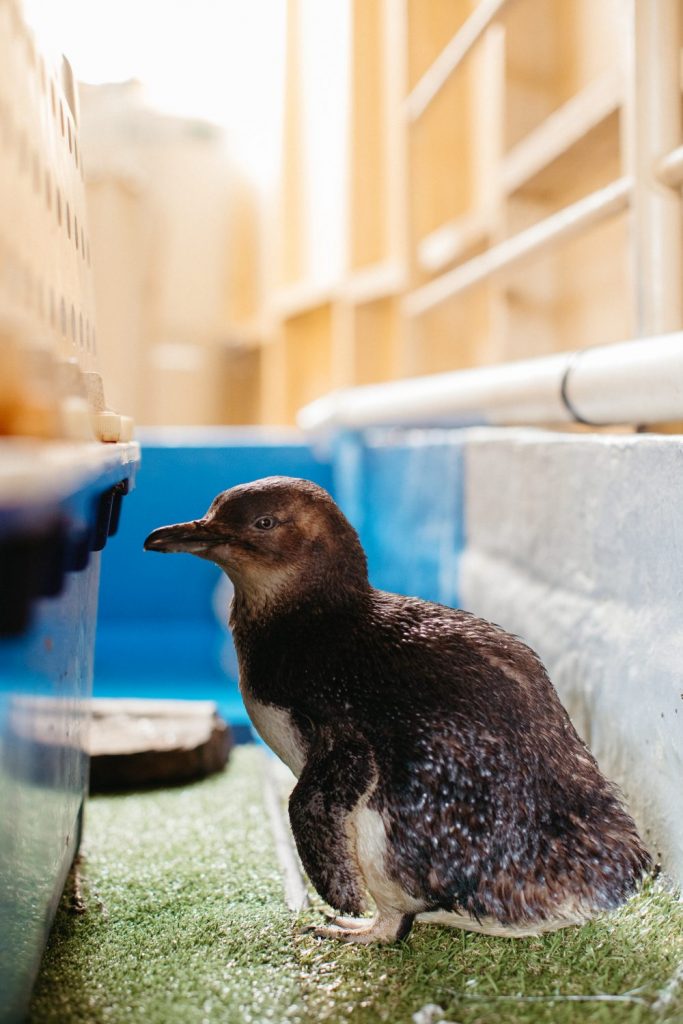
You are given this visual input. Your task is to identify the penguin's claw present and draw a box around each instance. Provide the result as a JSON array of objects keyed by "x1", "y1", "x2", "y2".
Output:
[
  {"x1": 308, "y1": 912, "x2": 415, "y2": 944},
  {"x1": 312, "y1": 924, "x2": 377, "y2": 944},
  {"x1": 323, "y1": 913, "x2": 369, "y2": 930},
  {"x1": 302, "y1": 915, "x2": 367, "y2": 938},
  {"x1": 301, "y1": 922, "x2": 323, "y2": 935}
]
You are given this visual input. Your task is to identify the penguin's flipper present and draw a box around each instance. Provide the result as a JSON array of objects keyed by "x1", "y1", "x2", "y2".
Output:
[{"x1": 288, "y1": 736, "x2": 372, "y2": 916}]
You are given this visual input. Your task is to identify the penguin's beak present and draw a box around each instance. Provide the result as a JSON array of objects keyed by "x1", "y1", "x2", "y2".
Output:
[{"x1": 144, "y1": 519, "x2": 221, "y2": 554}]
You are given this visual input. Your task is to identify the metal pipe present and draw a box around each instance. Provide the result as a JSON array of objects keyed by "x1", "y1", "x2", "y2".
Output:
[
  {"x1": 297, "y1": 333, "x2": 683, "y2": 431},
  {"x1": 405, "y1": 178, "x2": 631, "y2": 318}
]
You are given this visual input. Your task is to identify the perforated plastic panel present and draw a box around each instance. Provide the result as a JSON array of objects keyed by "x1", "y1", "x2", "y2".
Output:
[{"x1": 0, "y1": 0, "x2": 98, "y2": 372}]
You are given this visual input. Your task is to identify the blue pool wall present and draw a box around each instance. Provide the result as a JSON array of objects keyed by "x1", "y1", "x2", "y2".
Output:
[
  {"x1": 95, "y1": 429, "x2": 333, "y2": 731},
  {"x1": 332, "y1": 429, "x2": 464, "y2": 605},
  {"x1": 94, "y1": 427, "x2": 468, "y2": 730}
]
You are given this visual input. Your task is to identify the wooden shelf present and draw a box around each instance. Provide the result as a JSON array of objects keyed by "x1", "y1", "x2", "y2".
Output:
[
  {"x1": 348, "y1": 297, "x2": 401, "y2": 386},
  {"x1": 217, "y1": 317, "x2": 264, "y2": 349},
  {"x1": 405, "y1": 286, "x2": 495, "y2": 377},
  {"x1": 252, "y1": 0, "x2": 683, "y2": 423},
  {"x1": 417, "y1": 209, "x2": 491, "y2": 276},
  {"x1": 219, "y1": 345, "x2": 263, "y2": 424},
  {"x1": 280, "y1": 303, "x2": 335, "y2": 422},
  {"x1": 406, "y1": 179, "x2": 631, "y2": 317},
  {"x1": 502, "y1": 0, "x2": 621, "y2": 153},
  {"x1": 270, "y1": 282, "x2": 336, "y2": 322},
  {"x1": 502, "y1": 70, "x2": 621, "y2": 196},
  {"x1": 406, "y1": 0, "x2": 509, "y2": 121},
  {"x1": 341, "y1": 262, "x2": 405, "y2": 305},
  {"x1": 504, "y1": 110, "x2": 622, "y2": 232},
  {"x1": 409, "y1": 63, "x2": 476, "y2": 248},
  {"x1": 405, "y1": 1, "x2": 473, "y2": 97}
]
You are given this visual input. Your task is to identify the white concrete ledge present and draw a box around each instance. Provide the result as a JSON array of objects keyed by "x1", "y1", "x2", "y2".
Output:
[{"x1": 459, "y1": 428, "x2": 683, "y2": 883}]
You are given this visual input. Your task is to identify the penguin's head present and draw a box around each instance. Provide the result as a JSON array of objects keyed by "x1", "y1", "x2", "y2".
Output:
[{"x1": 144, "y1": 476, "x2": 368, "y2": 613}]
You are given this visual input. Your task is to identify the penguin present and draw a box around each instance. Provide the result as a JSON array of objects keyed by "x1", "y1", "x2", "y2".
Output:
[{"x1": 144, "y1": 476, "x2": 651, "y2": 944}]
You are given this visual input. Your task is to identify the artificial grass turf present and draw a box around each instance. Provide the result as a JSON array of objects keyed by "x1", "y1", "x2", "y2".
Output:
[{"x1": 29, "y1": 746, "x2": 683, "y2": 1024}]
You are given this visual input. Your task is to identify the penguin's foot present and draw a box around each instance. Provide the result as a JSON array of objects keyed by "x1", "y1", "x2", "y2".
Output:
[
  {"x1": 324, "y1": 913, "x2": 369, "y2": 930},
  {"x1": 302, "y1": 915, "x2": 368, "y2": 938},
  {"x1": 311, "y1": 912, "x2": 414, "y2": 944}
]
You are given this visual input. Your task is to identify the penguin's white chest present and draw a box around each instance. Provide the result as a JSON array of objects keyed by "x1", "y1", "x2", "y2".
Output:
[{"x1": 241, "y1": 688, "x2": 306, "y2": 777}]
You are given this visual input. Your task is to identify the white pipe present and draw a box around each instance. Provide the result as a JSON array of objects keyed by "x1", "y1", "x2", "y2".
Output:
[
  {"x1": 297, "y1": 333, "x2": 683, "y2": 432},
  {"x1": 405, "y1": 178, "x2": 631, "y2": 318},
  {"x1": 405, "y1": 0, "x2": 512, "y2": 123},
  {"x1": 657, "y1": 145, "x2": 683, "y2": 188}
]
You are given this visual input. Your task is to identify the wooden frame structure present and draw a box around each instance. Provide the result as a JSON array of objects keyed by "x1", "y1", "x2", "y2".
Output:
[{"x1": 257, "y1": 0, "x2": 683, "y2": 425}]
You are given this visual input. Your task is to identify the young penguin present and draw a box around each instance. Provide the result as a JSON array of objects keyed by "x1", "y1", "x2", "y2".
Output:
[{"x1": 144, "y1": 476, "x2": 651, "y2": 945}]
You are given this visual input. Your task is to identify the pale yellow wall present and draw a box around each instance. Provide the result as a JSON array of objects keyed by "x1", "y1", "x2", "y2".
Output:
[
  {"x1": 85, "y1": 177, "x2": 152, "y2": 423},
  {"x1": 79, "y1": 81, "x2": 263, "y2": 426}
]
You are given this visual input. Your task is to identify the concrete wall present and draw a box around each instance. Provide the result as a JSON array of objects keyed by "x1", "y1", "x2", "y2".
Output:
[
  {"x1": 459, "y1": 428, "x2": 683, "y2": 885},
  {"x1": 332, "y1": 425, "x2": 682, "y2": 885}
]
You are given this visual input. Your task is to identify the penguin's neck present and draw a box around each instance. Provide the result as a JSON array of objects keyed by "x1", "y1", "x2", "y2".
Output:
[
  {"x1": 229, "y1": 583, "x2": 372, "y2": 711},
  {"x1": 227, "y1": 564, "x2": 300, "y2": 622},
  {"x1": 227, "y1": 564, "x2": 371, "y2": 629}
]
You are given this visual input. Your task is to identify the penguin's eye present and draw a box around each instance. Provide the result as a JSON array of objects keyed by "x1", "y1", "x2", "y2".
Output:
[{"x1": 253, "y1": 515, "x2": 277, "y2": 530}]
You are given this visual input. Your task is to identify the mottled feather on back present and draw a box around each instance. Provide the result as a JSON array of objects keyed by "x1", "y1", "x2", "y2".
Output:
[{"x1": 236, "y1": 584, "x2": 650, "y2": 928}]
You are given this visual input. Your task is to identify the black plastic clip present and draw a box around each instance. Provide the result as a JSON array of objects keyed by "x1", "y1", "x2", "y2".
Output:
[
  {"x1": 0, "y1": 520, "x2": 68, "y2": 637},
  {"x1": 91, "y1": 478, "x2": 131, "y2": 552},
  {"x1": 108, "y1": 479, "x2": 130, "y2": 538}
]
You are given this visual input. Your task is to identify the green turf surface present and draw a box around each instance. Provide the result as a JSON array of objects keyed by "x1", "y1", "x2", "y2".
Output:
[{"x1": 29, "y1": 746, "x2": 683, "y2": 1024}]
